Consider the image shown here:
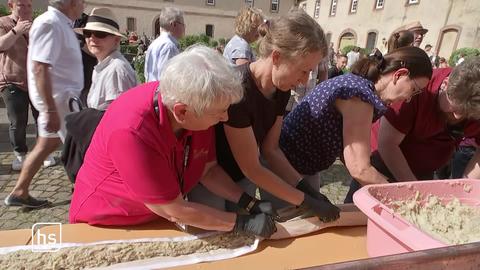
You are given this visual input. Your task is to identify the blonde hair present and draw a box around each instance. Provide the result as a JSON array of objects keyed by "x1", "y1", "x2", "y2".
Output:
[
  {"x1": 257, "y1": 8, "x2": 327, "y2": 59},
  {"x1": 234, "y1": 7, "x2": 263, "y2": 38}
]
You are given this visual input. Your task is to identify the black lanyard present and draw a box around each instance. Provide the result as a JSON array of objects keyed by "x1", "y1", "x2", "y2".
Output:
[{"x1": 174, "y1": 136, "x2": 191, "y2": 195}]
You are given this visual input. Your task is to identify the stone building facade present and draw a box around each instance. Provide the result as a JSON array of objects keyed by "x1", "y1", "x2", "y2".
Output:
[
  {"x1": 83, "y1": 0, "x2": 297, "y2": 39},
  {"x1": 298, "y1": 0, "x2": 480, "y2": 58}
]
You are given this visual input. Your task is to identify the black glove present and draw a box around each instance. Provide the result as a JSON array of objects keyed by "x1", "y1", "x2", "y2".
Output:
[
  {"x1": 296, "y1": 178, "x2": 332, "y2": 203},
  {"x1": 301, "y1": 194, "x2": 340, "y2": 223},
  {"x1": 233, "y1": 213, "x2": 277, "y2": 238},
  {"x1": 237, "y1": 192, "x2": 278, "y2": 218}
]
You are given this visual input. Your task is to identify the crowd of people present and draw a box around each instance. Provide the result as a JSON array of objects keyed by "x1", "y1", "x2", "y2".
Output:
[{"x1": 1, "y1": 0, "x2": 479, "y2": 239}]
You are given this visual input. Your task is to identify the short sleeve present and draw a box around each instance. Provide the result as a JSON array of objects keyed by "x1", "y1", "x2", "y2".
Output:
[
  {"x1": 230, "y1": 47, "x2": 253, "y2": 61},
  {"x1": 107, "y1": 129, "x2": 180, "y2": 204},
  {"x1": 30, "y1": 22, "x2": 61, "y2": 65},
  {"x1": 384, "y1": 98, "x2": 418, "y2": 135},
  {"x1": 275, "y1": 90, "x2": 291, "y2": 116},
  {"x1": 225, "y1": 97, "x2": 251, "y2": 128},
  {"x1": 105, "y1": 64, "x2": 137, "y2": 101}
]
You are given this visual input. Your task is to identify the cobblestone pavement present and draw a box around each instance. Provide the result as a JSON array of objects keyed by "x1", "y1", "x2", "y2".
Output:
[{"x1": 0, "y1": 102, "x2": 352, "y2": 231}]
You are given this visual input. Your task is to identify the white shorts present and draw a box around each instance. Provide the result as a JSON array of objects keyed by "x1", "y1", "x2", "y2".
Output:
[{"x1": 33, "y1": 92, "x2": 77, "y2": 142}]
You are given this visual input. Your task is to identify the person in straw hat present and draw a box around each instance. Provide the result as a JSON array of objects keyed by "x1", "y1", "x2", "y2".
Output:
[
  {"x1": 404, "y1": 21, "x2": 428, "y2": 47},
  {"x1": 75, "y1": 7, "x2": 136, "y2": 110}
]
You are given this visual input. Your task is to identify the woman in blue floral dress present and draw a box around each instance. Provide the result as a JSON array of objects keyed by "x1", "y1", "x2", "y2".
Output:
[{"x1": 280, "y1": 47, "x2": 433, "y2": 190}]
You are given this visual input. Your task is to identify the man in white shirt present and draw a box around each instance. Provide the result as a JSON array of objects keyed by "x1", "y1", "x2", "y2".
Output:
[
  {"x1": 144, "y1": 7, "x2": 185, "y2": 82},
  {"x1": 4, "y1": 0, "x2": 84, "y2": 208},
  {"x1": 346, "y1": 47, "x2": 360, "y2": 69}
]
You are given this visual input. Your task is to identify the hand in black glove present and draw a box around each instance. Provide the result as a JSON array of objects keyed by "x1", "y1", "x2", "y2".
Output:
[
  {"x1": 301, "y1": 194, "x2": 340, "y2": 223},
  {"x1": 237, "y1": 192, "x2": 278, "y2": 218},
  {"x1": 296, "y1": 178, "x2": 332, "y2": 203},
  {"x1": 233, "y1": 213, "x2": 277, "y2": 238}
]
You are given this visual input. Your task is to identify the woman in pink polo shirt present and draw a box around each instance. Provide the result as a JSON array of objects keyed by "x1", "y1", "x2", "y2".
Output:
[{"x1": 69, "y1": 45, "x2": 277, "y2": 238}]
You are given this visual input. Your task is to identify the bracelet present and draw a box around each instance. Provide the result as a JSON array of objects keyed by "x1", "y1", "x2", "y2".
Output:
[
  {"x1": 45, "y1": 110, "x2": 57, "y2": 113},
  {"x1": 11, "y1": 28, "x2": 17, "y2": 35}
]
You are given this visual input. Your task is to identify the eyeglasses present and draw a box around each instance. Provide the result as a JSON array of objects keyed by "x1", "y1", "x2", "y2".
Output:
[
  {"x1": 411, "y1": 78, "x2": 423, "y2": 96},
  {"x1": 83, "y1": 30, "x2": 112, "y2": 39}
]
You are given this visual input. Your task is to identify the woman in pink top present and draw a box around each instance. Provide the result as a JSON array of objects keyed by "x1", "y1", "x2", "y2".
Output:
[{"x1": 69, "y1": 46, "x2": 277, "y2": 238}]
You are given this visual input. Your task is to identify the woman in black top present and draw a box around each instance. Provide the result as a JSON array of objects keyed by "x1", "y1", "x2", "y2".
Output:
[{"x1": 216, "y1": 9, "x2": 340, "y2": 222}]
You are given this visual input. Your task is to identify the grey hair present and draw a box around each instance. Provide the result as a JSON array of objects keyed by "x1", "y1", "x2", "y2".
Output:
[
  {"x1": 158, "y1": 7, "x2": 184, "y2": 29},
  {"x1": 49, "y1": 0, "x2": 73, "y2": 8},
  {"x1": 160, "y1": 45, "x2": 244, "y2": 115},
  {"x1": 447, "y1": 56, "x2": 480, "y2": 119}
]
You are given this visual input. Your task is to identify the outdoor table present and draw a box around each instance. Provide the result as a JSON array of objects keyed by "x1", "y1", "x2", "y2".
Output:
[{"x1": 0, "y1": 220, "x2": 368, "y2": 269}]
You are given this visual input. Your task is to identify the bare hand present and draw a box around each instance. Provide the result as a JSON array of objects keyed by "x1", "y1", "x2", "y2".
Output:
[
  {"x1": 14, "y1": 20, "x2": 32, "y2": 35},
  {"x1": 45, "y1": 111, "x2": 61, "y2": 133}
]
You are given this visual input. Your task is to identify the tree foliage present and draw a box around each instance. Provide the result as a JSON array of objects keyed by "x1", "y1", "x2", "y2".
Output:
[{"x1": 448, "y1": 47, "x2": 480, "y2": 67}]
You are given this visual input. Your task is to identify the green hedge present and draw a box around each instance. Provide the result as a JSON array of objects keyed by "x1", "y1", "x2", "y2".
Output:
[
  {"x1": 120, "y1": 44, "x2": 138, "y2": 55},
  {"x1": 448, "y1": 47, "x2": 480, "y2": 67},
  {"x1": 133, "y1": 55, "x2": 145, "y2": 84},
  {"x1": 178, "y1": 34, "x2": 225, "y2": 50},
  {"x1": 341, "y1": 45, "x2": 368, "y2": 57},
  {"x1": 0, "y1": 5, "x2": 43, "y2": 18}
]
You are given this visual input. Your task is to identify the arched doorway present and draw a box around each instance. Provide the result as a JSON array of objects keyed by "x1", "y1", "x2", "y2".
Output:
[
  {"x1": 338, "y1": 30, "x2": 356, "y2": 51},
  {"x1": 437, "y1": 26, "x2": 461, "y2": 59}
]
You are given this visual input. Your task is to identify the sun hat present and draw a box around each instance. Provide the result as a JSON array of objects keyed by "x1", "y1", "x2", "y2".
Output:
[
  {"x1": 404, "y1": 21, "x2": 428, "y2": 35},
  {"x1": 74, "y1": 8, "x2": 126, "y2": 38}
]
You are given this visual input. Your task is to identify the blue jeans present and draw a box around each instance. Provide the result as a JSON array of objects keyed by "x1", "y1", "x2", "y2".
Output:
[{"x1": 0, "y1": 84, "x2": 38, "y2": 155}]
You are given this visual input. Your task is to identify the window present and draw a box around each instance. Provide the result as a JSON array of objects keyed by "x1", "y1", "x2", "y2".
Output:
[
  {"x1": 375, "y1": 0, "x2": 384, "y2": 9},
  {"x1": 245, "y1": 0, "x2": 254, "y2": 7},
  {"x1": 408, "y1": 0, "x2": 419, "y2": 4},
  {"x1": 271, "y1": 0, "x2": 280, "y2": 13},
  {"x1": 206, "y1": 24, "x2": 214, "y2": 38},
  {"x1": 366, "y1": 32, "x2": 377, "y2": 51},
  {"x1": 325, "y1": 32, "x2": 332, "y2": 44},
  {"x1": 206, "y1": 0, "x2": 215, "y2": 6},
  {"x1": 314, "y1": 0, "x2": 321, "y2": 18},
  {"x1": 350, "y1": 0, "x2": 358, "y2": 13},
  {"x1": 301, "y1": 3, "x2": 307, "y2": 10},
  {"x1": 330, "y1": 0, "x2": 337, "y2": 16},
  {"x1": 126, "y1": 17, "x2": 136, "y2": 32}
]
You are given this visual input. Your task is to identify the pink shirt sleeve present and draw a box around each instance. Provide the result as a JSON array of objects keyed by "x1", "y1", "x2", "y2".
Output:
[{"x1": 107, "y1": 129, "x2": 180, "y2": 204}]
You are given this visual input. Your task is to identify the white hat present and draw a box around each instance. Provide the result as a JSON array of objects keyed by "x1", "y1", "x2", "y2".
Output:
[{"x1": 74, "y1": 8, "x2": 126, "y2": 38}]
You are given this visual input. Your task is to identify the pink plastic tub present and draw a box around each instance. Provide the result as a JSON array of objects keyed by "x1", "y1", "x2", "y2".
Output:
[{"x1": 353, "y1": 179, "x2": 480, "y2": 257}]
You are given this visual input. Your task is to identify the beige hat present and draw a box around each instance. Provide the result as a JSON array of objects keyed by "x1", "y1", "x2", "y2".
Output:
[
  {"x1": 404, "y1": 21, "x2": 428, "y2": 35},
  {"x1": 74, "y1": 8, "x2": 126, "y2": 38}
]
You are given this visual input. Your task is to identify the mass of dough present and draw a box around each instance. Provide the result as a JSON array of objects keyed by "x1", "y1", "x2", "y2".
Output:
[
  {"x1": 392, "y1": 192, "x2": 480, "y2": 245},
  {"x1": 0, "y1": 233, "x2": 254, "y2": 270}
]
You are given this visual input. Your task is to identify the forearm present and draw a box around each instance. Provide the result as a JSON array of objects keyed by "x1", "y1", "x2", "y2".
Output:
[
  {"x1": 344, "y1": 146, "x2": 388, "y2": 186},
  {"x1": 262, "y1": 147, "x2": 302, "y2": 186},
  {"x1": 146, "y1": 200, "x2": 236, "y2": 232},
  {"x1": 463, "y1": 151, "x2": 480, "y2": 178},
  {"x1": 200, "y1": 164, "x2": 243, "y2": 203},
  {"x1": 349, "y1": 163, "x2": 388, "y2": 186},
  {"x1": 379, "y1": 145, "x2": 417, "y2": 181},
  {"x1": 0, "y1": 31, "x2": 20, "y2": 51},
  {"x1": 243, "y1": 165, "x2": 304, "y2": 206},
  {"x1": 33, "y1": 62, "x2": 56, "y2": 111}
]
